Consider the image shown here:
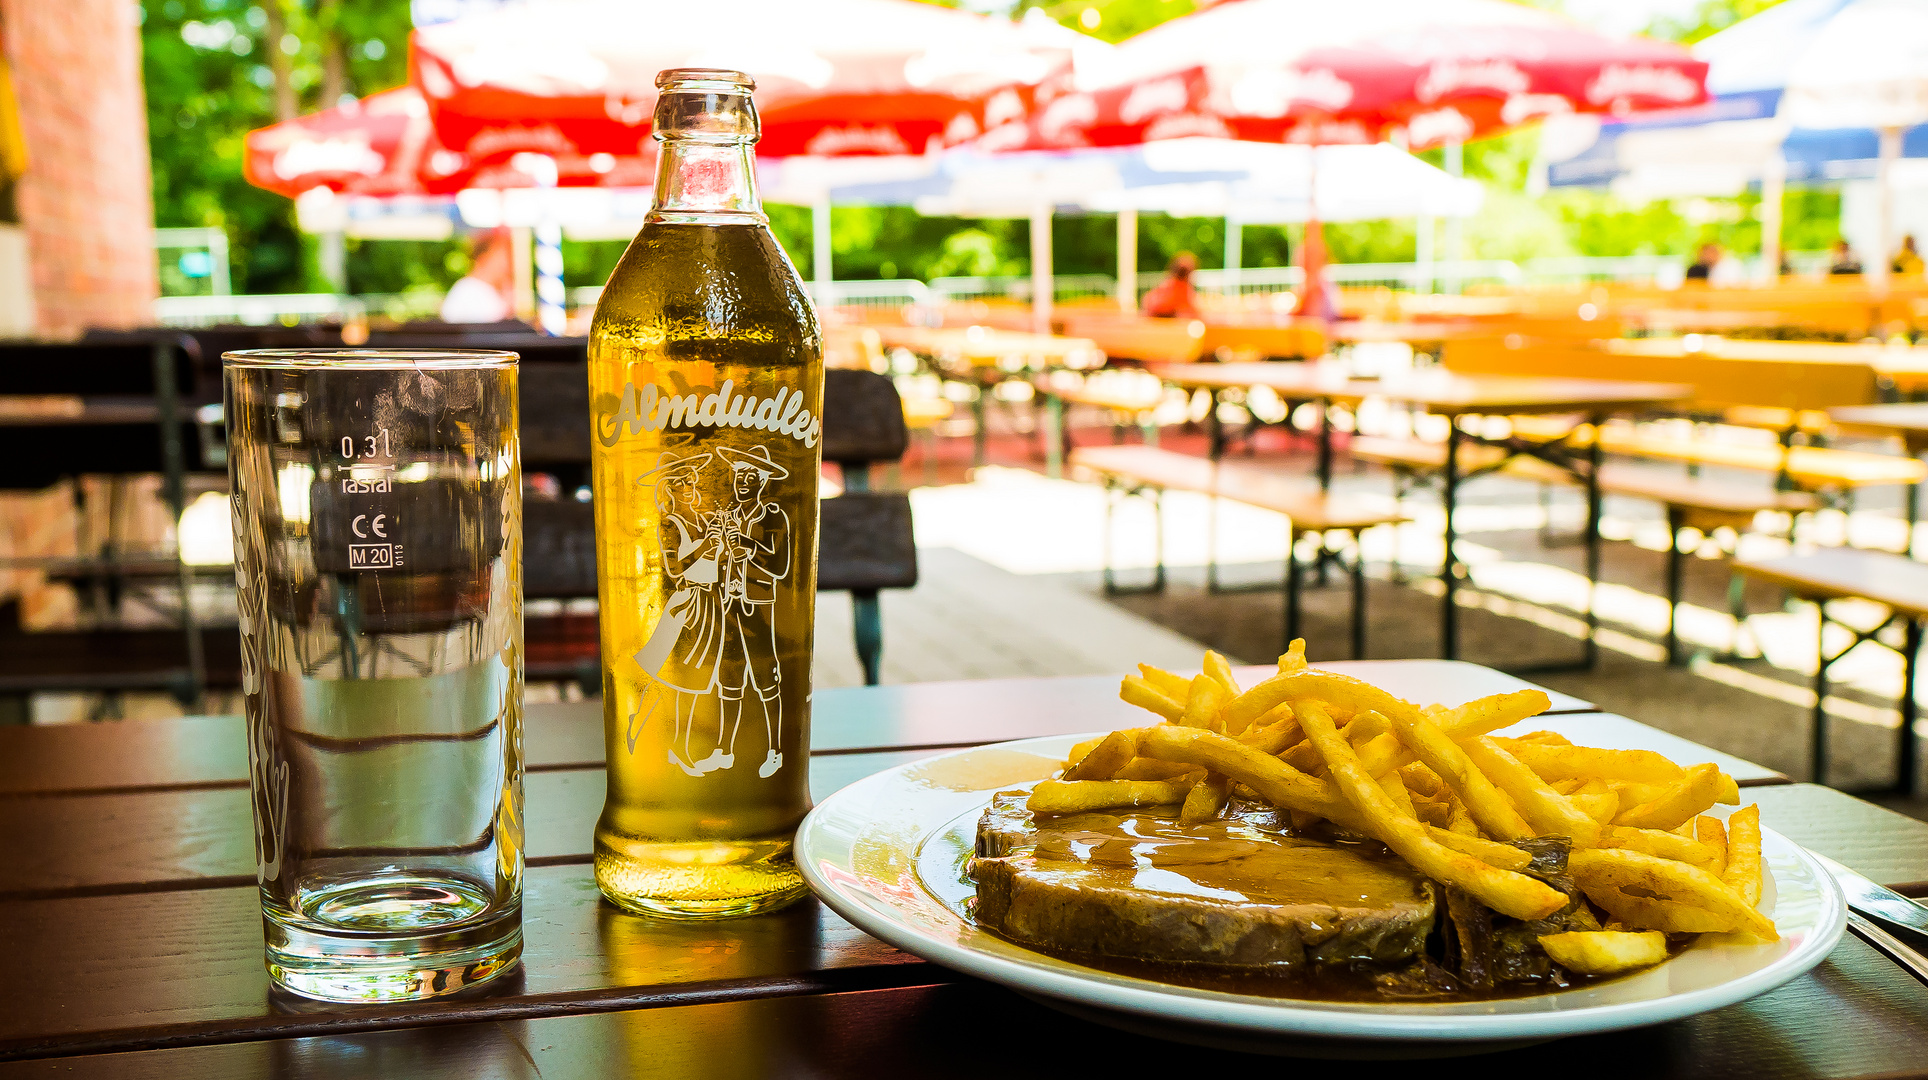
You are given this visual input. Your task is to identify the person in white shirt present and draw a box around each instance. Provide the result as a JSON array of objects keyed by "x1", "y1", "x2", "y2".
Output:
[{"x1": 440, "y1": 229, "x2": 516, "y2": 323}]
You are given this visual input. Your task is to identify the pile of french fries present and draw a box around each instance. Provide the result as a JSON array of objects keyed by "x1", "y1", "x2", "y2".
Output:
[{"x1": 1030, "y1": 643, "x2": 1773, "y2": 978}]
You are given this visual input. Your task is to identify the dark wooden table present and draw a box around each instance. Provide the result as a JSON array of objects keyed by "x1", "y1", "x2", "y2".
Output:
[{"x1": 3, "y1": 662, "x2": 1925, "y2": 1076}]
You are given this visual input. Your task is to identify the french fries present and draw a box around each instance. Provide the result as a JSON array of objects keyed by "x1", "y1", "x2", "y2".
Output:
[
  {"x1": 1613, "y1": 763, "x2": 1731, "y2": 831},
  {"x1": 1080, "y1": 647, "x2": 1780, "y2": 976},
  {"x1": 1063, "y1": 729, "x2": 1142, "y2": 781},
  {"x1": 1570, "y1": 848, "x2": 1777, "y2": 939},
  {"x1": 1387, "y1": 707, "x2": 1534, "y2": 841},
  {"x1": 1028, "y1": 778, "x2": 1191, "y2": 814},
  {"x1": 1539, "y1": 931, "x2": 1669, "y2": 975},
  {"x1": 1296, "y1": 701, "x2": 1569, "y2": 921},
  {"x1": 1723, "y1": 804, "x2": 1764, "y2": 906},
  {"x1": 1460, "y1": 736, "x2": 1604, "y2": 847}
]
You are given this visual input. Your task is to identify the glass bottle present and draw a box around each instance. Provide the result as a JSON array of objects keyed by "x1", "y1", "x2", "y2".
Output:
[{"x1": 587, "y1": 69, "x2": 823, "y2": 918}]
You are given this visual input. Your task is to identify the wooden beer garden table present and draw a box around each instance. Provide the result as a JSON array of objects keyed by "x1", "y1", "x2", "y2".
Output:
[
  {"x1": 1142, "y1": 363, "x2": 1692, "y2": 668},
  {"x1": 2, "y1": 660, "x2": 1926, "y2": 1076},
  {"x1": 873, "y1": 325, "x2": 1104, "y2": 468}
]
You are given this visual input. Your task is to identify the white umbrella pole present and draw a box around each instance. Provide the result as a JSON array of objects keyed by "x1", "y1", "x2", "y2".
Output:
[
  {"x1": 813, "y1": 195, "x2": 834, "y2": 308},
  {"x1": 1442, "y1": 139, "x2": 1465, "y2": 295},
  {"x1": 1117, "y1": 208, "x2": 1138, "y2": 311},
  {"x1": 1224, "y1": 213, "x2": 1242, "y2": 299},
  {"x1": 1873, "y1": 125, "x2": 1902, "y2": 294},
  {"x1": 1760, "y1": 153, "x2": 1786, "y2": 284},
  {"x1": 1031, "y1": 202, "x2": 1053, "y2": 335}
]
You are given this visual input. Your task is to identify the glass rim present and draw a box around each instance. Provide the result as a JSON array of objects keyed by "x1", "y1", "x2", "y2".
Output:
[{"x1": 223, "y1": 348, "x2": 520, "y2": 370}]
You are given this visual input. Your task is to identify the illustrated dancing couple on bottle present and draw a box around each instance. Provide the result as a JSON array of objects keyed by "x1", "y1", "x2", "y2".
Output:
[{"x1": 631, "y1": 440, "x2": 792, "y2": 779}]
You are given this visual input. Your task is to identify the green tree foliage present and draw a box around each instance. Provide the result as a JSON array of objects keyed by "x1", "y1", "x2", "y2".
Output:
[{"x1": 142, "y1": 0, "x2": 421, "y2": 294}]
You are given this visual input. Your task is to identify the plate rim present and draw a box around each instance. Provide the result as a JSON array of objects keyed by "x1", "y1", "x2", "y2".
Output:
[{"x1": 797, "y1": 733, "x2": 1850, "y2": 1042}]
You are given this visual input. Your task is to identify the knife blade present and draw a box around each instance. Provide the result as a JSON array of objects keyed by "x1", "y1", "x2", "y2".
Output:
[{"x1": 1813, "y1": 852, "x2": 1928, "y2": 951}]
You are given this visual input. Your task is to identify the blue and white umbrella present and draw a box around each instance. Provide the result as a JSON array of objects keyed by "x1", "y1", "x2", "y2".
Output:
[{"x1": 1543, "y1": 0, "x2": 1928, "y2": 282}]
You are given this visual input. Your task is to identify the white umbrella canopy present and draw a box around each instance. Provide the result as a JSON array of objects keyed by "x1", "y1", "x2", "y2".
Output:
[
  {"x1": 852, "y1": 138, "x2": 1480, "y2": 220},
  {"x1": 1782, "y1": 0, "x2": 1928, "y2": 130},
  {"x1": 1784, "y1": 0, "x2": 1928, "y2": 287}
]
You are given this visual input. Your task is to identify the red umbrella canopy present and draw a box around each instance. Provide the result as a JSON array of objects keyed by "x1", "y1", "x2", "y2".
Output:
[
  {"x1": 409, "y1": 0, "x2": 1075, "y2": 162},
  {"x1": 992, "y1": 0, "x2": 1709, "y2": 152},
  {"x1": 244, "y1": 87, "x2": 457, "y2": 198},
  {"x1": 243, "y1": 86, "x2": 659, "y2": 199}
]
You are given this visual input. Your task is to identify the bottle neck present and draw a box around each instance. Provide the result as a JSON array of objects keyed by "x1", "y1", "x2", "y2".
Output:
[{"x1": 648, "y1": 138, "x2": 765, "y2": 225}]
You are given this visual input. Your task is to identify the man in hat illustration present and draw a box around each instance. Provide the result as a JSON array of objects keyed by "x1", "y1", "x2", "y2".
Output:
[{"x1": 695, "y1": 443, "x2": 791, "y2": 778}]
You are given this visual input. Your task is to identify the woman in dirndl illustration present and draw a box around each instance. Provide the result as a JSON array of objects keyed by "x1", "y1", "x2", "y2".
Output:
[{"x1": 629, "y1": 451, "x2": 725, "y2": 775}]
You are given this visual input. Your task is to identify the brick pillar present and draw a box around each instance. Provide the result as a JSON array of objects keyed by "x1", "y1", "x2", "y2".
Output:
[{"x1": 2, "y1": 0, "x2": 155, "y2": 337}]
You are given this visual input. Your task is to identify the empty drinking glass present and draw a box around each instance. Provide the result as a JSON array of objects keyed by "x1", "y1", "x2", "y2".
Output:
[{"x1": 224, "y1": 349, "x2": 522, "y2": 1001}]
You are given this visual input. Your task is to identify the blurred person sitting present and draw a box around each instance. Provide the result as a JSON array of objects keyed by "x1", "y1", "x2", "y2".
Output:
[
  {"x1": 441, "y1": 229, "x2": 517, "y2": 323},
  {"x1": 1828, "y1": 238, "x2": 1863, "y2": 276},
  {"x1": 1895, "y1": 234, "x2": 1924, "y2": 276},
  {"x1": 1141, "y1": 253, "x2": 1201, "y2": 319},
  {"x1": 1685, "y1": 242, "x2": 1746, "y2": 287},
  {"x1": 1684, "y1": 241, "x2": 1721, "y2": 281}
]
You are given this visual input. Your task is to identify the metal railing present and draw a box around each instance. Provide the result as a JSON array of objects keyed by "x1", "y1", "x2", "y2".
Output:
[
  {"x1": 153, "y1": 293, "x2": 364, "y2": 327},
  {"x1": 927, "y1": 274, "x2": 1116, "y2": 304}
]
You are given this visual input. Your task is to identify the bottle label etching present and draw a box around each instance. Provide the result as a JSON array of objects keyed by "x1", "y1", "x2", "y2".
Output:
[{"x1": 597, "y1": 374, "x2": 814, "y2": 781}]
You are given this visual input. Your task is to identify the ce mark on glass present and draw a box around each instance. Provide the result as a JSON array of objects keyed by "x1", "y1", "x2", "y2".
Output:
[{"x1": 348, "y1": 512, "x2": 400, "y2": 570}]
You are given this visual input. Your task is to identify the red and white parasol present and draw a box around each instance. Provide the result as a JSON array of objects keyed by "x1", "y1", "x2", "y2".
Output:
[
  {"x1": 994, "y1": 0, "x2": 1709, "y2": 152},
  {"x1": 408, "y1": 0, "x2": 1079, "y2": 162}
]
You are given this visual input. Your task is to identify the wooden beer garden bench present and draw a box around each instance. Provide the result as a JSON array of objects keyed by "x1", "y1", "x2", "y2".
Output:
[
  {"x1": 1734, "y1": 547, "x2": 1928, "y2": 795},
  {"x1": 1350, "y1": 435, "x2": 1822, "y2": 665},
  {"x1": 1068, "y1": 444, "x2": 1406, "y2": 658}
]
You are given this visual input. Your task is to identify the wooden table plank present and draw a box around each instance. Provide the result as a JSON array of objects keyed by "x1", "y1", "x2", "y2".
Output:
[
  {"x1": 0, "y1": 713, "x2": 1773, "y2": 898},
  {"x1": 0, "y1": 663, "x2": 1593, "y2": 796},
  {"x1": 0, "y1": 782, "x2": 1919, "y2": 1062},
  {"x1": 1146, "y1": 362, "x2": 1691, "y2": 416},
  {"x1": 1735, "y1": 549, "x2": 1928, "y2": 621},
  {"x1": 0, "y1": 867, "x2": 942, "y2": 1062},
  {"x1": 7, "y1": 936, "x2": 1924, "y2": 1078},
  {"x1": 0, "y1": 752, "x2": 935, "y2": 900}
]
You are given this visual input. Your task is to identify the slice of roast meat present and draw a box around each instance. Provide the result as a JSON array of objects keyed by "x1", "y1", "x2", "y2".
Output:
[{"x1": 973, "y1": 799, "x2": 1437, "y2": 972}]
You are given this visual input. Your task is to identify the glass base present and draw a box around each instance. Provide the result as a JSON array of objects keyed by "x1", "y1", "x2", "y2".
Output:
[
  {"x1": 594, "y1": 835, "x2": 810, "y2": 920},
  {"x1": 264, "y1": 876, "x2": 522, "y2": 1002}
]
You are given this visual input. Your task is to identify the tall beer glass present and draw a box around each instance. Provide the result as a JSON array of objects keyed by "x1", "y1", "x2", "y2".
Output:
[
  {"x1": 588, "y1": 69, "x2": 823, "y2": 918},
  {"x1": 225, "y1": 349, "x2": 523, "y2": 1000}
]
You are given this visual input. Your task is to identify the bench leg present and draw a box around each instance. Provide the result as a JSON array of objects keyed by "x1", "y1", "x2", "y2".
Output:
[
  {"x1": 1042, "y1": 392, "x2": 1064, "y2": 480},
  {"x1": 852, "y1": 590, "x2": 883, "y2": 686},
  {"x1": 1902, "y1": 618, "x2": 1922, "y2": 796},
  {"x1": 1665, "y1": 507, "x2": 1685, "y2": 666},
  {"x1": 1284, "y1": 525, "x2": 1302, "y2": 651},
  {"x1": 1813, "y1": 602, "x2": 1830, "y2": 787},
  {"x1": 1442, "y1": 422, "x2": 1461, "y2": 662},
  {"x1": 971, "y1": 389, "x2": 988, "y2": 470},
  {"x1": 1101, "y1": 483, "x2": 1117, "y2": 594},
  {"x1": 1154, "y1": 488, "x2": 1167, "y2": 592},
  {"x1": 1908, "y1": 480, "x2": 1920, "y2": 559},
  {"x1": 1206, "y1": 493, "x2": 1220, "y2": 592},
  {"x1": 1350, "y1": 532, "x2": 1368, "y2": 660}
]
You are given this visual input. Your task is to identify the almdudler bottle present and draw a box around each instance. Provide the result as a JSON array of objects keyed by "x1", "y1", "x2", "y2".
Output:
[{"x1": 587, "y1": 69, "x2": 823, "y2": 918}]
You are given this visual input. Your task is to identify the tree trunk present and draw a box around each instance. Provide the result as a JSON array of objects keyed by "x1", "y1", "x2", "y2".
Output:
[
  {"x1": 317, "y1": 0, "x2": 346, "y2": 108},
  {"x1": 260, "y1": 0, "x2": 296, "y2": 122}
]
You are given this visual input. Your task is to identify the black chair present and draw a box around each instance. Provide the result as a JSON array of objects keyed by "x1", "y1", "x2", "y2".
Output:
[
  {"x1": 518, "y1": 366, "x2": 917, "y2": 686},
  {"x1": 0, "y1": 337, "x2": 212, "y2": 707}
]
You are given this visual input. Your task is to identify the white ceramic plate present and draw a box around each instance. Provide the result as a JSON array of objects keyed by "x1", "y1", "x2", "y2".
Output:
[{"x1": 797, "y1": 735, "x2": 1848, "y2": 1057}]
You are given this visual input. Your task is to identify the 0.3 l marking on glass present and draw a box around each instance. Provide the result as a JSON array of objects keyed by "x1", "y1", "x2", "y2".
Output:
[{"x1": 339, "y1": 424, "x2": 401, "y2": 569}]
